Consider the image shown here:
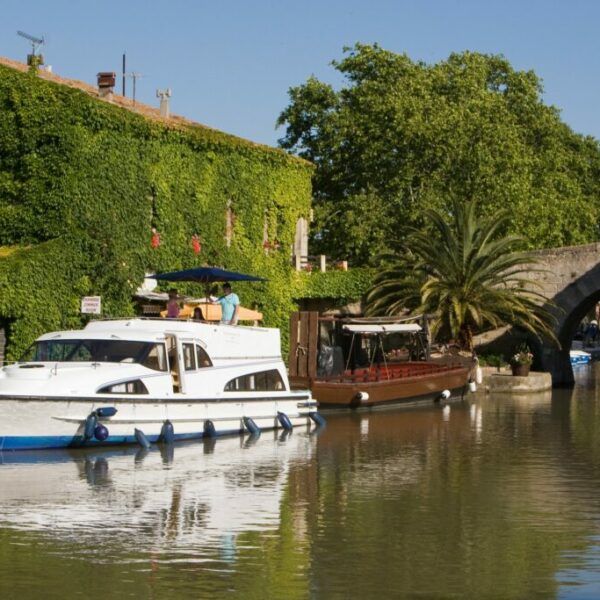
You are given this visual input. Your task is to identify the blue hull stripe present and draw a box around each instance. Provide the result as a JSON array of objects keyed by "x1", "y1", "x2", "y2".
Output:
[{"x1": 0, "y1": 429, "x2": 243, "y2": 451}]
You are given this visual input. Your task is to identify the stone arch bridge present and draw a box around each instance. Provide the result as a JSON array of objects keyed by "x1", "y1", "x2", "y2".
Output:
[{"x1": 513, "y1": 243, "x2": 600, "y2": 387}]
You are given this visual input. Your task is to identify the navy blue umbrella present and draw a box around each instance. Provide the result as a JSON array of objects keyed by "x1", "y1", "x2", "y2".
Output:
[
  {"x1": 152, "y1": 268, "x2": 266, "y2": 321},
  {"x1": 153, "y1": 266, "x2": 266, "y2": 284}
]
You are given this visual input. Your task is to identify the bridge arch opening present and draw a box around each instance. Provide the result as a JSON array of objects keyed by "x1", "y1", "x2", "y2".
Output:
[
  {"x1": 558, "y1": 292, "x2": 600, "y2": 353},
  {"x1": 547, "y1": 288, "x2": 600, "y2": 387}
]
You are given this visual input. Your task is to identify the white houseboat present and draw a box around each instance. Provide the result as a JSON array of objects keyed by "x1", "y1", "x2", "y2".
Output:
[{"x1": 0, "y1": 318, "x2": 322, "y2": 450}]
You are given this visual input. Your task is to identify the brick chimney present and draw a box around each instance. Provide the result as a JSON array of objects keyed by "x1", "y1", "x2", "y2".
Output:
[{"x1": 97, "y1": 72, "x2": 116, "y2": 101}]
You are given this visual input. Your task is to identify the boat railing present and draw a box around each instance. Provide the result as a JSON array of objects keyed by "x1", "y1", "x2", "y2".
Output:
[
  {"x1": 83, "y1": 316, "x2": 246, "y2": 325},
  {"x1": 318, "y1": 361, "x2": 466, "y2": 383}
]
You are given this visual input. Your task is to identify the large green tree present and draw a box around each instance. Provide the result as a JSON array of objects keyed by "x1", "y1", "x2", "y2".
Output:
[
  {"x1": 277, "y1": 44, "x2": 600, "y2": 265},
  {"x1": 366, "y1": 200, "x2": 556, "y2": 351}
]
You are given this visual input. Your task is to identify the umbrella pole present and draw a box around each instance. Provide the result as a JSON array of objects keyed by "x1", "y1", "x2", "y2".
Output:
[{"x1": 205, "y1": 283, "x2": 211, "y2": 323}]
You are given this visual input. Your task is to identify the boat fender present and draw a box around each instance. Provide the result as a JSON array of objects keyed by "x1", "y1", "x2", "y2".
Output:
[
  {"x1": 84, "y1": 413, "x2": 97, "y2": 440},
  {"x1": 469, "y1": 380, "x2": 477, "y2": 393},
  {"x1": 243, "y1": 432, "x2": 260, "y2": 448},
  {"x1": 94, "y1": 424, "x2": 109, "y2": 441},
  {"x1": 355, "y1": 391, "x2": 369, "y2": 403},
  {"x1": 204, "y1": 419, "x2": 216, "y2": 438},
  {"x1": 160, "y1": 420, "x2": 175, "y2": 444},
  {"x1": 436, "y1": 389, "x2": 451, "y2": 402},
  {"x1": 243, "y1": 416, "x2": 261, "y2": 436},
  {"x1": 160, "y1": 443, "x2": 174, "y2": 465},
  {"x1": 279, "y1": 429, "x2": 292, "y2": 442},
  {"x1": 475, "y1": 366, "x2": 483, "y2": 385},
  {"x1": 96, "y1": 406, "x2": 118, "y2": 418},
  {"x1": 135, "y1": 448, "x2": 149, "y2": 463},
  {"x1": 277, "y1": 411, "x2": 293, "y2": 431},
  {"x1": 134, "y1": 428, "x2": 151, "y2": 449},
  {"x1": 309, "y1": 412, "x2": 326, "y2": 427}
]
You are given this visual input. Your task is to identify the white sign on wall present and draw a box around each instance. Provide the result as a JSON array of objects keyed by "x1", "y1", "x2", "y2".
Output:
[{"x1": 81, "y1": 296, "x2": 102, "y2": 315}]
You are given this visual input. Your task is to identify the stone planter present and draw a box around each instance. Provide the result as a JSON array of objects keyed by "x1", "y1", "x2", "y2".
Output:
[{"x1": 511, "y1": 364, "x2": 530, "y2": 377}]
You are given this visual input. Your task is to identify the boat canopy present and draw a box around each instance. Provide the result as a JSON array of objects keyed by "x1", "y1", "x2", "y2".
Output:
[{"x1": 342, "y1": 324, "x2": 422, "y2": 334}]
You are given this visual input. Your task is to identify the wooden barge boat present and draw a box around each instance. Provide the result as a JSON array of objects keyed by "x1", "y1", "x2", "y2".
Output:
[{"x1": 289, "y1": 312, "x2": 471, "y2": 409}]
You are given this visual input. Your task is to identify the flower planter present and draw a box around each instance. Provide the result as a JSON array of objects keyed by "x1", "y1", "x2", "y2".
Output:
[{"x1": 511, "y1": 364, "x2": 530, "y2": 377}]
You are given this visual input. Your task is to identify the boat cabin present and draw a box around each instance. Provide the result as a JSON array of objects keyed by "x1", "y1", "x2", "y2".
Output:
[
  {"x1": 12, "y1": 318, "x2": 288, "y2": 399},
  {"x1": 289, "y1": 312, "x2": 432, "y2": 384}
]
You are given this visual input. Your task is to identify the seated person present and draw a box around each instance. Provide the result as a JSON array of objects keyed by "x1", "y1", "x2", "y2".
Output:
[
  {"x1": 166, "y1": 289, "x2": 181, "y2": 318},
  {"x1": 193, "y1": 307, "x2": 205, "y2": 322}
]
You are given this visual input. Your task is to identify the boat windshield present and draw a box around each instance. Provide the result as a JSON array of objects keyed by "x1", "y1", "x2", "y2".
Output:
[{"x1": 19, "y1": 339, "x2": 168, "y2": 371}]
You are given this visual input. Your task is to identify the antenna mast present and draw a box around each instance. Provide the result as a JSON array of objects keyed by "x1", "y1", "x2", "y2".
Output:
[
  {"x1": 17, "y1": 30, "x2": 45, "y2": 67},
  {"x1": 127, "y1": 72, "x2": 143, "y2": 105}
]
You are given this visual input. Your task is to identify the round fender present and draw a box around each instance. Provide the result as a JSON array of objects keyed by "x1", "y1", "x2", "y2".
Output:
[
  {"x1": 84, "y1": 413, "x2": 97, "y2": 440},
  {"x1": 277, "y1": 411, "x2": 293, "y2": 431},
  {"x1": 94, "y1": 424, "x2": 109, "y2": 441},
  {"x1": 134, "y1": 428, "x2": 151, "y2": 449},
  {"x1": 96, "y1": 406, "x2": 118, "y2": 418},
  {"x1": 243, "y1": 417, "x2": 261, "y2": 435},
  {"x1": 309, "y1": 412, "x2": 326, "y2": 427},
  {"x1": 160, "y1": 420, "x2": 175, "y2": 444},
  {"x1": 204, "y1": 420, "x2": 216, "y2": 438}
]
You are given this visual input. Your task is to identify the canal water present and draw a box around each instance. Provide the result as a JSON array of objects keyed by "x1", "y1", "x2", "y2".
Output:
[{"x1": 3, "y1": 367, "x2": 600, "y2": 598}]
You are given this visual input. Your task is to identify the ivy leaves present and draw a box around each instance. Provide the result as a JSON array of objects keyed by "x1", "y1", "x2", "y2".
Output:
[{"x1": 0, "y1": 63, "x2": 315, "y2": 358}]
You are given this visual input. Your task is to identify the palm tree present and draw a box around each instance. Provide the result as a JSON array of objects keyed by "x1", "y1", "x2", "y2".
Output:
[{"x1": 366, "y1": 200, "x2": 556, "y2": 352}]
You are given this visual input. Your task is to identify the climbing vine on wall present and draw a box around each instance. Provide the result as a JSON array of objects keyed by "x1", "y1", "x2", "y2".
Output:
[
  {"x1": 0, "y1": 64, "x2": 325, "y2": 358},
  {"x1": 294, "y1": 268, "x2": 376, "y2": 303}
]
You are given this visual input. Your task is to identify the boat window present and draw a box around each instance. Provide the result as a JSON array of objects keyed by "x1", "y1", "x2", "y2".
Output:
[
  {"x1": 20, "y1": 340, "x2": 82, "y2": 362},
  {"x1": 183, "y1": 343, "x2": 196, "y2": 371},
  {"x1": 97, "y1": 379, "x2": 149, "y2": 394},
  {"x1": 224, "y1": 369, "x2": 285, "y2": 392},
  {"x1": 196, "y1": 345, "x2": 212, "y2": 368},
  {"x1": 19, "y1": 340, "x2": 168, "y2": 371},
  {"x1": 140, "y1": 343, "x2": 168, "y2": 371}
]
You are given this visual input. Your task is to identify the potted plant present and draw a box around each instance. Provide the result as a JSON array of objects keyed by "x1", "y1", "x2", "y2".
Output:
[{"x1": 510, "y1": 345, "x2": 533, "y2": 376}]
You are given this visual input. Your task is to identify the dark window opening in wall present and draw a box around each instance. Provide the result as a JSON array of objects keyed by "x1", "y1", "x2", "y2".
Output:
[
  {"x1": 263, "y1": 209, "x2": 269, "y2": 254},
  {"x1": 0, "y1": 319, "x2": 10, "y2": 367},
  {"x1": 225, "y1": 199, "x2": 235, "y2": 248},
  {"x1": 294, "y1": 216, "x2": 308, "y2": 260}
]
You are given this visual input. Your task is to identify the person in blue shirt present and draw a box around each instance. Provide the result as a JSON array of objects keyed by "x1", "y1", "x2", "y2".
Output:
[{"x1": 216, "y1": 283, "x2": 240, "y2": 325}]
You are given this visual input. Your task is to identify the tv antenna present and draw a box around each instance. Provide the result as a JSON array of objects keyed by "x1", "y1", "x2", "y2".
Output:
[
  {"x1": 126, "y1": 72, "x2": 143, "y2": 105},
  {"x1": 17, "y1": 30, "x2": 45, "y2": 63}
]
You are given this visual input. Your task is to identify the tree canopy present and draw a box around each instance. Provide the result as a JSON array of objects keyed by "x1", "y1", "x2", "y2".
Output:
[{"x1": 277, "y1": 44, "x2": 600, "y2": 265}]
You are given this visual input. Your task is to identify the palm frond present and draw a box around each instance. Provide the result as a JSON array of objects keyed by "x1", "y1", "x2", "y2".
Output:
[{"x1": 365, "y1": 199, "x2": 557, "y2": 349}]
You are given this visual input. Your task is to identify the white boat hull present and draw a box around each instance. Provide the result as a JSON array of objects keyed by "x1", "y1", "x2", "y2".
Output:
[
  {"x1": 0, "y1": 393, "x2": 318, "y2": 450},
  {"x1": 570, "y1": 350, "x2": 592, "y2": 366},
  {"x1": 0, "y1": 318, "x2": 324, "y2": 450}
]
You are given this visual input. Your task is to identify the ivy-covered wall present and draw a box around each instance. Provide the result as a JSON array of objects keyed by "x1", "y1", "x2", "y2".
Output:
[
  {"x1": 296, "y1": 268, "x2": 375, "y2": 304},
  {"x1": 0, "y1": 63, "x2": 322, "y2": 359}
]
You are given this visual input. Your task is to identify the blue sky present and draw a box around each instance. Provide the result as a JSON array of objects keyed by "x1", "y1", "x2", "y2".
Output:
[{"x1": 2, "y1": 0, "x2": 600, "y2": 147}]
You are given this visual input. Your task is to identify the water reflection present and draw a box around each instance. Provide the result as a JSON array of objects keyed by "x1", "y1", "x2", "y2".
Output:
[
  {"x1": 0, "y1": 432, "x2": 315, "y2": 555},
  {"x1": 4, "y1": 380, "x2": 600, "y2": 597}
]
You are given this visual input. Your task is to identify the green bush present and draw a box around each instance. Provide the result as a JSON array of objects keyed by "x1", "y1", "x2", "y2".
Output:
[{"x1": 477, "y1": 353, "x2": 507, "y2": 369}]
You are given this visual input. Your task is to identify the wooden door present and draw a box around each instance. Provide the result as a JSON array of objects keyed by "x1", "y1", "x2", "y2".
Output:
[{"x1": 288, "y1": 311, "x2": 319, "y2": 379}]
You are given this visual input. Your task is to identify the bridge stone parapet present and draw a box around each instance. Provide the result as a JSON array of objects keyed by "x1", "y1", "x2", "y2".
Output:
[{"x1": 520, "y1": 243, "x2": 600, "y2": 386}]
